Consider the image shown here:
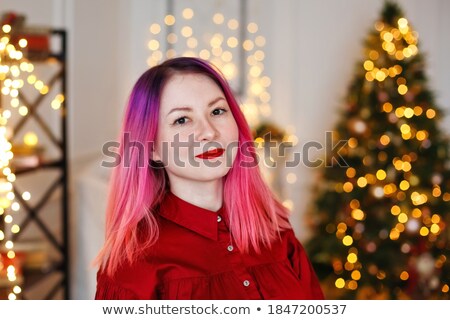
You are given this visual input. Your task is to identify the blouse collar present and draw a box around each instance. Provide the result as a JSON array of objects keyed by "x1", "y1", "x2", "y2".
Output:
[{"x1": 158, "y1": 191, "x2": 225, "y2": 241}]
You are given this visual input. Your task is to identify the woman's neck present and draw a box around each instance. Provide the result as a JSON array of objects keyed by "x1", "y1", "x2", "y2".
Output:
[{"x1": 169, "y1": 178, "x2": 223, "y2": 212}]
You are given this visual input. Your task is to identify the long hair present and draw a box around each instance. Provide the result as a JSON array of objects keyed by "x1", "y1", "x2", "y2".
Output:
[{"x1": 95, "y1": 57, "x2": 292, "y2": 276}]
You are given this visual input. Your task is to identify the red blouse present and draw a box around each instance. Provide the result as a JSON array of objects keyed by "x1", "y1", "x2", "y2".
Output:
[{"x1": 95, "y1": 192, "x2": 324, "y2": 300}]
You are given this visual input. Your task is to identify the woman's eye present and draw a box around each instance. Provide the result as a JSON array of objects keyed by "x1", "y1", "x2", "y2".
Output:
[
  {"x1": 173, "y1": 117, "x2": 188, "y2": 125},
  {"x1": 173, "y1": 109, "x2": 226, "y2": 126},
  {"x1": 212, "y1": 108, "x2": 227, "y2": 116}
]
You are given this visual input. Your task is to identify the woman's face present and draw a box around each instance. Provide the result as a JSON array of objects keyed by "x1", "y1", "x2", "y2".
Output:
[{"x1": 153, "y1": 72, "x2": 239, "y2": 184}]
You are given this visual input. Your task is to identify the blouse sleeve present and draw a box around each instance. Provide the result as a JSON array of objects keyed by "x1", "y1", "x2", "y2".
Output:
[
  {"x1": 287, "y1": 229, "x2": 325, "y2": 300},
  {"x1": 95, "y1": 257, "x2": 160, "y2": 300}
]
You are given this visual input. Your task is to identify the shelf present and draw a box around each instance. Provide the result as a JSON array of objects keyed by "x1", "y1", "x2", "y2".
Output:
[
  {"x1": 0, "y1": 28, "x2": 69, "y2": 300},
  {"x1": 12, "y1": 159, "x2": 64, "y2": 175}
]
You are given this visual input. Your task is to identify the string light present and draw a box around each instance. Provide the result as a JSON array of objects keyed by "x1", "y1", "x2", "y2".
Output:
[
  {"x1": 329, "y1": 5, "x2": 450, "y2": 299},
  {"x1": 1, "y1": 21, "x2": 63, "y2": 299},
  {"x1": 147, "y1": 6, "x2": 272, "y2": 129},
  {"x1": 147, "y1": 6, "x2": 300, "y2": 214}
]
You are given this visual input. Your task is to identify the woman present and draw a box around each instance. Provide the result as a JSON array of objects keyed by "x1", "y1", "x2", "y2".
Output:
[{"x1": 94, "y1": 57, "x2": 324, "y2": 299}]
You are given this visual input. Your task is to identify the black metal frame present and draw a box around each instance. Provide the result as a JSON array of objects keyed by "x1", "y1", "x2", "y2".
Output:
[{"x1": 5, "y1": 29, "x2": 69, "y2": 300}]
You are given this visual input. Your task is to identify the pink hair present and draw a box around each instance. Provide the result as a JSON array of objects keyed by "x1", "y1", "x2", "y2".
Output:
[{"x1": 95, "y1": 57, "x2": 292, "y2": 276}]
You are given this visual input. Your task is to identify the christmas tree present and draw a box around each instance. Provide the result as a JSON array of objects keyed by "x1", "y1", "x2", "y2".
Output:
[{"x1": 306, "y1": 1, "x2": 450, "y2": 299}]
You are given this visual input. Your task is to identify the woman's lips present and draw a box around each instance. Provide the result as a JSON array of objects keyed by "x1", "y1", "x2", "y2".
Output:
[{"x1": 195, "y1": 148, "x2": 225, "y2": 159}]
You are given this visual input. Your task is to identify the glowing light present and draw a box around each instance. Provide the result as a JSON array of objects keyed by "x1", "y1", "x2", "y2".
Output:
[
  {"x1": 2, "y1": 24, "x2": 12, "y2": 33},
  {"x1": 5, "y1": 240, "x2": 13, "y2": 249},
  {"x1": 213, "y1": 13, "x2": 224, "y2": 24},
  {"x1": 255, "y1": 36, "x2": 266, "y2": 47},
  {"x1": 343, "y1": 235, "x2": 353, "y2": 246},
  {"x1": 243, "y1": 40, "x2": 254, "y2": 51},
  {"x1": 148, "y1": 40, "x2": 159, "y2": 50},
  {"x1": 404, "y1": 108, "x2": 414, "y2": 118},
  {"x1": 391, "y1": 205, "x2": 401, "y2": 216},
  {"x1": 430, "y1": 224, "x2": 440, "y2": 234},
  {"x1": 343, "y1": 182, "x2": 353, "y2": 193},
  {"x1": 398, "y1": 213, "x2": 408, "y2": 223},
  {"x1": 411, "y1": 192, "x2": 428, "y2": 205},
  {"x1": 398, "y1": 18, "x2": 408, "y2": 28},
  {"x1": 380, "y1": 134, "x2": 390, "y2": 145},
  {"x1": 348, "y1": 138, "x2": 358, "y2": 148},
  {"x1": 351, "y1": 209, "x2": 365, "y2": 221},
  {"x1": 24, "y1": 132, "x2": 39, "y2": 146},
  {"x1": 416, "y1": 130, "x2": 427, "y2": 141},
  {"x1": 376, "y1": 70, "x2": 386, "y2": 81},
  {"x1": 400, "y1": 124, "x2": 410, "y2": 134},
  {"x1": 383, "y1": 32, "x2": 393, "y2": 42},
  {"x1": 11, "y1": 202, "x2": 20, "y2": 211},
  {"x1": 431, "y1": 214, "x2": 441, "y2": 224},
  {"x1": 420, "y1": 227, "x2": 429, "y2": 236},
  {"x1": 357, "y1": 177, "x2": 367, "y2": 188},
  {"x1": 411, "y1": 208, "x2": 422, "y2": 218},
  {"x1": 382, "y1": 102, "x2": 393, "y2": 112},
  {"x1": 369, "y1": 50, "x2": 379, "y2": 60},
  {"x1": 375, "y1": 21, "x2": 384, "y2": 31},
  {"x1": 346, "y1": 168, "x2": 356, "y2": 178},
  {"x1": 363, "y1": 60, "x2": 374, "y2": 71},
  {"x1": 348, "y1": 280, "x2": 358, "y2": 290},
  {"x1": 247, "y1": 22, "x2": 258, "y2": 33},
  {"x1": 164, "y1": 15, "x2": 176, "y2": 26},
  {"x1": 400, "y1": 271, "x2": 409, "y2": 280},
  {"x1": 373, "y1": 186, "x2": 384, "y2": 198},
  {"x1": 426, "y1": 109, "x2": 436, "y2": 119},
  {"x1": 335, "y1": 278, "x2": 345, "y2": 289},
  {"x1": 19, "y1": 106, "x2": 28, "y2": 115},
  {"x1": 286, "y1": 173, "x2": 297, "y2": 184},
  {"x1": 399, "y1": 180, "x2": 410, "y2": 190},
  {"x1": 181, "y1": 26, "x2": 193, "y2": 38},
  {"x1": 398, "y1": 84, "x2": 408, "y2": 95},
  {"x1": 18, "y1": 39, "x2": 28, "y2": 48},
  {"x1": 199, "y1": 49, "x2": 210, "y2": 60},
  {"x1": 227, "y1": 19, "x2": 239, "y2": 30},
  {"x1": 187, "y1": 38, "x2": 198, "y2": 49},
  {"x1": 11, "y1": 225, "x2": 20, "y2": 233},
  {"x1": 282, "y1": 199, "x2": 293, "y2": 211},
  {"x1": 376, "y1": 169, "x2": 386, "y2": 180},
  {"x1": 227, "y1": 37, "x2": 238, "y2": 48},
  {"x1": 347, "y1": 253, "x2": 358, "y2": 263},
  {"x1": 351, "y1": 270, "x2": 361, "y2": 281},
  {"x1": 390, "y1": 229, "x2": 400, "y2": 240},
  {"x1": 182, "y1": 8, "x2": 194, "y2": 20},
  {"x1": 149, "y1": 23, "x2": 161, "y2": 34}
]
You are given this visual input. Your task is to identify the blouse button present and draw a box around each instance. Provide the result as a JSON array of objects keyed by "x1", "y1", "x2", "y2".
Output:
[
  {"x1": 227, "y1": 245, "x2": 234, "y2": 252},
  {"x1": 217, "y1": 215, "x2": 222, "y2": 222},
  {"x1": 243, "y1": 280, "x2": 250, "y2": 287}
]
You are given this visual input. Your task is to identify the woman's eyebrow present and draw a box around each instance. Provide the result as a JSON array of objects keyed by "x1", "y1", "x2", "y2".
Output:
[{"x1": 166, "y1": 97, "x2": 226, "y2": 117}]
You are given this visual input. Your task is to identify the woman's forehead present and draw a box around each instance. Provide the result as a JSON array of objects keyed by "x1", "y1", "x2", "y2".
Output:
[{"x1": 160, "y1": 73, "x2": 225, "y2": 109}]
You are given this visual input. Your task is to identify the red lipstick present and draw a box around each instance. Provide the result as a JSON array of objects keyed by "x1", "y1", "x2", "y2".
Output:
[{"x1": 196, "y1": 148, "x2": 225, "y2": 159}]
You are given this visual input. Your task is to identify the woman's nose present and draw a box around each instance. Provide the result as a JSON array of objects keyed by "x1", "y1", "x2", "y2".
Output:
[{"x1": 196, "y1": 118, "x2": 218, "y2": 141}]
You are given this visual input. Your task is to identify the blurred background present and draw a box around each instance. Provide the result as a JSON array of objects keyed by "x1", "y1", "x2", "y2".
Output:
[{"x1": 0, "y1": 0, "x2": 449, "y2": 300}]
